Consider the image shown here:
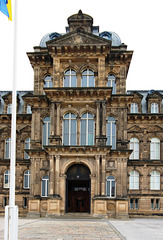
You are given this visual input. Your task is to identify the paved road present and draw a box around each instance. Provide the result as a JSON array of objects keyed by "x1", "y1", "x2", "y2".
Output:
[
  {"x1": 110, "y1": 218, "x2": 163, "y2": 240},
  {"x1": 1, "y1": 217, "x2": 163, "y2": 240},
  {"x1": 0, "y1": 218, "x2": 124, "y2": 240}
]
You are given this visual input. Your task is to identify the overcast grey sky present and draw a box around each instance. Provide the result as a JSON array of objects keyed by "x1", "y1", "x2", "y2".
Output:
[{"x1": 0, "y1": 0, "x2": 162, "y2": 91}]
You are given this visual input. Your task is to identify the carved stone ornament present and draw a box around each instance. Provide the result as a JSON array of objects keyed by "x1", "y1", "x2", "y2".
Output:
[{"x1": 73, "y1": 36, "x2": 83, "y2": 44}]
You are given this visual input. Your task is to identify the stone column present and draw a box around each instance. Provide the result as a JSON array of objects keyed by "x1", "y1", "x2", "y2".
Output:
[
  {"x1": 53, "y1": 58, "x2": 60, "y2": 87},
  {"x1": 31, "y1": 110, "x2": 36, "y2": 141},
  {"x1": 36, "y1": 110, "x2": 41, "y2": 142},
  {"x1": 60, "y1": 174, "x2": 67, "y2": 213},
  {"x1": 31, "y1": 109, "x2": 41, "y2": 148},
  {"x1": 33, "y1": 66, "x2": 41, "y2": 95},
  {"x1": 55, "y1": 155, "x2": 60, "y2": 195},
  {"x1": 117, "y1": 158, "x2": 122, "y2": 197},
  {"x1": 90, "y1": 174, "x2": 96, "y2": 215},
  {"x1": 101, "y1": 155, "x2": 106, "y2": 195},
  {"x1": 95, "y1": 155, "x2": 100, "y2": 195},
  {"x1": 30, "y1": 158, "x2": 41, "y2": 196},
  {"x1": 35, "y1": 158, "x2": 41, "y2": 196},
  {"x1": 30, "y1": 158, "x2": 35, "y2": 196},
  {"x1": 98, "y1": 57, "x2": 105, "y2": 87},
  {"x1": 123, "y1": 158, "x2": 128, "y2": 197},
  {"x1": 49, "y1": 155, "x2": 55, "y2": 196}
]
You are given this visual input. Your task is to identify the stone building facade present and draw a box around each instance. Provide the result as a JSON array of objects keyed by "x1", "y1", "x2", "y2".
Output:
[{"x1": 0, "y1": 11, "x2": 163, "y2": 218}]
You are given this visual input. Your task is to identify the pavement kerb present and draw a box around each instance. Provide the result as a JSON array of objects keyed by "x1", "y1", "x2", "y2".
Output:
[{"x1": 107, "y1": 220, "x2": 126, "y2": 240}]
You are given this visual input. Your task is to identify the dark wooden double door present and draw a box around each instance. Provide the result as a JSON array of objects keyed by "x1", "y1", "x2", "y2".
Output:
[
  {"x1": 66, "y1": 164, "x2": 91, "y2": 213},
  {"x1": 67, "y1": 180, "x2": 90, "y2": 213}
]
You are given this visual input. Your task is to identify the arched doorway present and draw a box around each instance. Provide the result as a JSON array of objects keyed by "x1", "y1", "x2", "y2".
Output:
[{"x1": 66, "y1": 164, "x2": 91, "y2": 213}]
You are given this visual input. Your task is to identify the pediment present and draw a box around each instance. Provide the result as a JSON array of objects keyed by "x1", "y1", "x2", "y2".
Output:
[
  {"x1": 132, "y1": 91, "x2": 143, "y2": 99},
  {"x1": 22, "y1": 92, "x2": 33, "y2": 98},
  {"x1": 147, "y1": 125, "x2": 163, "y2": 133},
  {"x1": 47, "y1": 29, "x2": 111, "y2": 47},
  {"x1": 127, "y1": 125, "x2": 144, "y2": 133},
  {"x1": 0, "y1": 124, "x2": 11, "y2": 133},
  {"x1": 17, "y1": 124, "x2": 31, "y2": 133},
  {"x1": 146, "y1": 91, "x2": 163, "y2": 100}
]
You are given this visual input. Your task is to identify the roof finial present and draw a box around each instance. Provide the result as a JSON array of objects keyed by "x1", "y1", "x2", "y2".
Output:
[{"x1": 78, "y1": 10, "x2": 83, "y2": 15}]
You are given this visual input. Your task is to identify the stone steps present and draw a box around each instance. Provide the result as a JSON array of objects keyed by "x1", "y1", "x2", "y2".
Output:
[{"x1": 49, "y1": 213, "x2": 102, "y2": 219}]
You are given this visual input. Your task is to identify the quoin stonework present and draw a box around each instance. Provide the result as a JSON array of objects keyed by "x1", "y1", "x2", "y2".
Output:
[{"x1": 0, "y1": 10, "x2": 163, "y2": 218}]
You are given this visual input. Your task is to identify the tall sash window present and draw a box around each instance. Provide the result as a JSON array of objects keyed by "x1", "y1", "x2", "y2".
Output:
[
  {"x1": 107, "y1": 75, "x2": 116, "y2": 94},
  {"x1": 106, "y1": 117, "x2": 116, "y2": 149},
  {"x1": 81, "y1": 69, "x2": 95, "y2": 87},
  {"x1": 64, "y1": 69, "x2": 77, "y2": 87},
  {"x1": 63, "y1": 113, "x2": 77, "y2": 145},
  {"x1": 81, "y1": 113, "x2": 94, "y2": 145},
  {"x1": 43, "y1": 117, "x2": 50, "y2": 146}
]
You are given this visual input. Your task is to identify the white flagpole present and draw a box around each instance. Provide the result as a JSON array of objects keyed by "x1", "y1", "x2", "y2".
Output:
[{"x1": 4, "y1": 0, "x2": 18, "y2": 239}]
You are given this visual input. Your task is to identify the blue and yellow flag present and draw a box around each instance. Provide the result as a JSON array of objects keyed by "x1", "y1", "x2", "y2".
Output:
[{"x1": 0, "y1": 0, "x2": 12, "y2": 21}]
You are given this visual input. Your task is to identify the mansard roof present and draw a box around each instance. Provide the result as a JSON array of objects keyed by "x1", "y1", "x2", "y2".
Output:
[{"x1": 39, "y1": 10, "x2": 122, "y2": 48}]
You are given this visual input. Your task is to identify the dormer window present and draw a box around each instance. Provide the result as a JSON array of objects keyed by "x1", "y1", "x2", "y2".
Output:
[
  {"x1": 27, "y1": 105, "x2": 32, "y2": 114},
  {"x1": 151, "y1": 103, "x2": 158, "y2": 113},
  {"x1": 130, "y1": 103, "x2": 138, "y2": 113}
]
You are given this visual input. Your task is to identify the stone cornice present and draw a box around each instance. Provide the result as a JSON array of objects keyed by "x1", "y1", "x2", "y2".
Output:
[
  {"x1": 44, "y1": 87, "x2": 112, "y2": 101},
  {"x1": 128, "y1": 113, "x2": 163, "y2": 121}
]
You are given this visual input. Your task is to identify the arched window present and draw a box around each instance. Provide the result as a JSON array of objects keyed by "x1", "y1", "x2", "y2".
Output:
[
  {"x1": 63, "y1": 113, "x2": 77, "y2": 145},
  {"x1": 130, "y1": 103, "x2": 138, "y2": 113},
  {"x1": 150, "y1": 171, "x2": 160, "y2": 190},
  {"x1": 129, "y1": 138, "x2": 139, "y2": 159},
  {"x1": 150, "y1": 138, "x2": 160, "y2": 160},
  {"x1": 7, "y1": 104, "x2": 12, "y2": 114},
  {"x1": 41, "y1": 175, "x2": 49, "y2": 197},
  {"x1": 42, "y1": 117, "x2": 50, "y2": 146},
  {"x1": 24, "y1": 170, "x2": 30, "y2": 189},
  {"x1": 151, "y1": 103, "x2": 159, "y2": 113},
  {"x1": 81, "y1": 113, "x2": 94, "y2": 145},
  {"x1": 106, "y1": 116, "x2": 116, "y2": 149},
  {"x1": 24, "y1": 137, "x2": 31, "y2": 159},
  {"x1": 64, "y1": 69, "x2": 77, "y2": 87},
  {"x1": 107, "y1": 75, "x2": 116, "y2": 94},
  {"x1": 129, "y1": 170, "x2": 139, "y2": 190},
  {"x1": 106, "y1": 176, "x2": 116, "y2": 197},
  {"x1": 44, "y1": 75, "x2": 53, "y2": 87},
  {"x1": 81, "y1": 69, "x2": 95, "y2": 87},
  {"x1": 4, "y1": 170, "x2": 10, "y2": 188},
  {"x1": 5, "y1": 137, "x2": 11, "y2": 159}
]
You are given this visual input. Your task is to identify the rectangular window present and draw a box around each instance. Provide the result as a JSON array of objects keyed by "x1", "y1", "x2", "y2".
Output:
[
  {"x1": 111, "y1": 181, "x2": 115, "y2": 197},
  {"x1": 151, "y1": 199, "x2": 154, "y2": 210},
  {"x1": 81, "y1": 120, "x2": 86, "y2": 145},
  {"x1": 23, "y1": 197, "x2": 28, "y2": 208},
  {"x1": 135, "y1": 199, "x2": 139, "y2": 209},
  {"x1": 3, "y1": 197, "x2": 8, "y2": 207},
  {"x1": 130, "y1": 199, "x2": 134, "y2": 209},
  {"x1": 156, "y1": 199, "x2": 160, "y2": 210},
  {"x1": 130, "y1": 198, "x2": 139, "y2": 209},
  {"x1": 71, "y1": 119, "x2": 77, "y2": 145},
  {"x1": 63, "y1": 119, "x2": 69, "y2": 145}
]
